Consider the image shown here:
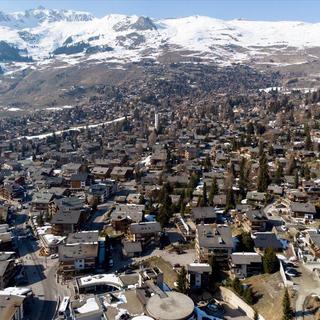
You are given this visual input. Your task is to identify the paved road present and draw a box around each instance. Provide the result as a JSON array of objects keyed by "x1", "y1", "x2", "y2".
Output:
[
  {"x1": 14, "y1": 209, "x2": 70, "y2": 320},
  {"x1": 17, "y1": 229, "x2": 57, "y2": 320}
]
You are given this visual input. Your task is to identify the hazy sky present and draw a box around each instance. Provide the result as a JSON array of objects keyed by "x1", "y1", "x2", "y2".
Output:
[{"x1": 1, "y1": 0, "x2": 320, "y2": 22}]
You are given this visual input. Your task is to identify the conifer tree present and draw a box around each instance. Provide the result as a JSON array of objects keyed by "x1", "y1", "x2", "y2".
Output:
[
  {"x1": 275, "y1": 161, "x2": 284, "y2": 184},
  {"x1": 209, "y1": 177, "x2": 219, "y2": 206},
  {"x1": 226, "y1": 187, "x2": 235, "y2": 211},
  {"x1": 177, "y1": 266, "x2": 188, "y2": 294},
  {"x1": 262, "y1": 248, "x2": 279, "y2": 274},
  {"x1": 282, "y1": 289, "x2": 293, "y2": 320},
  {"x1": 257, "y1": 151, "x2": 270, "y2": 192},
  {"x1": 305, "y1": 124, "x2": 313, "y2": 151},
  {"x1": 239, "y1": 157, "x2": 248, "y2": 198},
  {"x1": 202, "y1": 182, "x2": 208, "y2": 206}
]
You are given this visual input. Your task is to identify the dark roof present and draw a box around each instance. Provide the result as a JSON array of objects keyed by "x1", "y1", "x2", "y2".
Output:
[
  {"x1": 246, "y1": 192, "x2": 266, "y2": 201},
  {"x1": 307, "y1": 230, "x2": 320, "y2": 247},
  {"x1": 290, "y1": 202, "x2": 316, "y2": 214},
  {"x1": 245, "y1": 210, "x2": 268, "y2": 222},
  {"x1": 213, "y1": 195, "x2": 226, "y2": 206},
  {"x1": 0, "y1": 259, "x2": 13, "y2": 277},
  {"x1": 191, "y1": 207, "x2": 217, "y2": 220},
  {"x1": 51, "y1": 210, "x2": 81, "y2": 225},
  {"x1": 66, "y1": 231, "x2": 99, "y2": 245},
  {"x1": 129, "y1": 222, "x2": 161, "y2": 234},
  {"x1": 231, "y1": 252, "x2": 262, "y2": 265},
  {"x1": 196, "y1": 224, "x2": 233, "y2": 249},
  {"x1": 54, "y1": 197, "x2": 85, "y2": 210},
  {"x1": 59, "y1": 243, "x2": 98, "y2": 260},
  {"x1": 111, "y1": 204, "x2": 144, "y2": 223},
  {"x1": 253, "y1": 232, "x2": 283, "y2": 250},
  {"x1": 122, "y1": 241, "x2": 142, "y2": 253},
  {"x1": 70, "y1": 173, "x2": 89, "y2": 182},
  {"x1": 32, "y1": 192, "x2": 54, "y2": 204}
]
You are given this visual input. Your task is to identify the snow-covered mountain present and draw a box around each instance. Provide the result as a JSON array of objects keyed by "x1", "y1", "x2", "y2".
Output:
[{"x1": 1, "y1": 7, "x2": 320, "y2": 69}]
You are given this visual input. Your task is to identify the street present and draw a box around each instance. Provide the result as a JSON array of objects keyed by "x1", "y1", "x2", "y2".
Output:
[{"x1": 13, "y1": 207, "x2": 70, "y2": 320}]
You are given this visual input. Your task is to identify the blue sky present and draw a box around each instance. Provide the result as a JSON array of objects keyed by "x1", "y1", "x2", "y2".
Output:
[{"x1": 1, "y1": 1, "x2": 320, "y2": 22}]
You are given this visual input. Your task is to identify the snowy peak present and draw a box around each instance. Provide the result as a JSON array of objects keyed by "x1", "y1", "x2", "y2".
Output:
[
  {"x1": 0, "y1": 7, "x2": 94, "y2": 28},
  {"x1": 0, "y1": 9, "x2": 320, "y2": 69}
]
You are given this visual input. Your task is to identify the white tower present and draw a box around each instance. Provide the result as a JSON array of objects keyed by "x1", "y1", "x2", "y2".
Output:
[{"x1": 155, "y1": 112, "x2": 159, "y2": 131}]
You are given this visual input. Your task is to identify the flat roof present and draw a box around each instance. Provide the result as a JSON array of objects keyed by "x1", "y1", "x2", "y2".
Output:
[
  {"x1": 77, "y1": 274, "x2": 123, "y2": 289},
  {"x1": 146, "y1": 291, "x2": 194, "y2": 320}
]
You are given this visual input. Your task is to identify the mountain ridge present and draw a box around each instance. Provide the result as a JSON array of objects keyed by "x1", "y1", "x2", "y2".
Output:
[{"x1": 0, "y1": 7, "x2": 320, "y2": 82}]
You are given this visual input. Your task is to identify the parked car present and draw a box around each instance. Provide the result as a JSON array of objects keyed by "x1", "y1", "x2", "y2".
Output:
[{"x1": 285, "y1": 268, "x2": 299, "y2": 277}]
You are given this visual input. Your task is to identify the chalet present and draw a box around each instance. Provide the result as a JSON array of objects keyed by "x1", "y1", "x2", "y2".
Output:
[
  {"x1": 70, "y1": 173, "x2": 91, "y2": 190},
  {"x1": 288, "y1": 189, "x2": 309, "y2": 202},
  {"x1": 305, "y1": 230, "x2": 320, "y2": 258},
  {"x1": 267, "y1": 185, "x2": 283, "y2": 197},
  {"x1": 191, "y1": 207, "x2": 217, "y2": 224},
  {"x1": 51, "y1": 210, "x2": 83, "y2": 236},
  {"x1": 213, "y1": 194, "x2": 227, "y2": 208},
  {"x1": 150, "y1": 150, "x2": 167, "y2": 169},
  {"x1": 243, "y1": 209, "x2": 268, "y2": 233},
  {"x1": 253, "y1": 232, "x2": 283, "y2": 253},
  {"x1": 91, "y1": 166, "x2": 111, "y2": 180},
  {"x1": 110, "y1": 167, "x2": 134, "y2": 181},
  {"x1": 110, "y1": 204, "x2": 144, "y2": 233},
  {"x1": 30, "y1": 192, "x2": 54, "y2": 215},
  {"x1": 167, "y1": 175, "x2": 189, "y2": 187},
  {"x1": 230, "y1": 252, "x2": 262, "y2": 278},
  {"x1": 122, "y1": 240, "x2": 143, "y2": 258},
  {"x1": 128, "y1": 221, "x2": 161, "y2": 248},
  {"x1": 246, "y1": 191, "x2": 266, "y2": 206},
  {"x1": 49, "y1": 197, "x2": 86, "y2": 216},
  {"x1": 0, "y1": 183, "x2": 25, "y2": 202},
  {"x1": 61, "y1": 163, "x2": 88, "y2": 177},
  {"x1": 290, "y1": 202, "x2": 316, "y2": 221}
]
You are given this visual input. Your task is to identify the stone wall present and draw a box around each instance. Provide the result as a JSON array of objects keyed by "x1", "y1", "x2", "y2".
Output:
[{"x1": 219, "y1": 286, "x2": 265, "y2": 320}]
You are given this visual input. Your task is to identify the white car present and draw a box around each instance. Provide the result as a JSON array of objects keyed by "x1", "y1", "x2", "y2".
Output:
[{"x1": 50, "y1": 254, "x2": 59, "y2": 259}]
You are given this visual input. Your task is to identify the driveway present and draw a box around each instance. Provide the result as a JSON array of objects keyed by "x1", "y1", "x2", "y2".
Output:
[{"x1": 294, "y1": 264, "x2": 320, "y2": 319}]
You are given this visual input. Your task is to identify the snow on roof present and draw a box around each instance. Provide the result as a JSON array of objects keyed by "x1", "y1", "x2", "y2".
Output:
[
  {"x1": 189, "y1": 263, "x2": 211, "y2": 267},
  {"x1": 76, "y1": 297, "x2": 100, "y2": 314},
  {"x1": 42, "y1": 233, "x2": 65, "y2": 246},
  {"x1": 0, "y1": 287, "x2": 32, "y2": 297},
  {"x1": 36, "y1": 225, "x2": 51, "y2": 235},
  {"x1": 78, "y1": 273, "x2": 123, "y2": 289}
]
